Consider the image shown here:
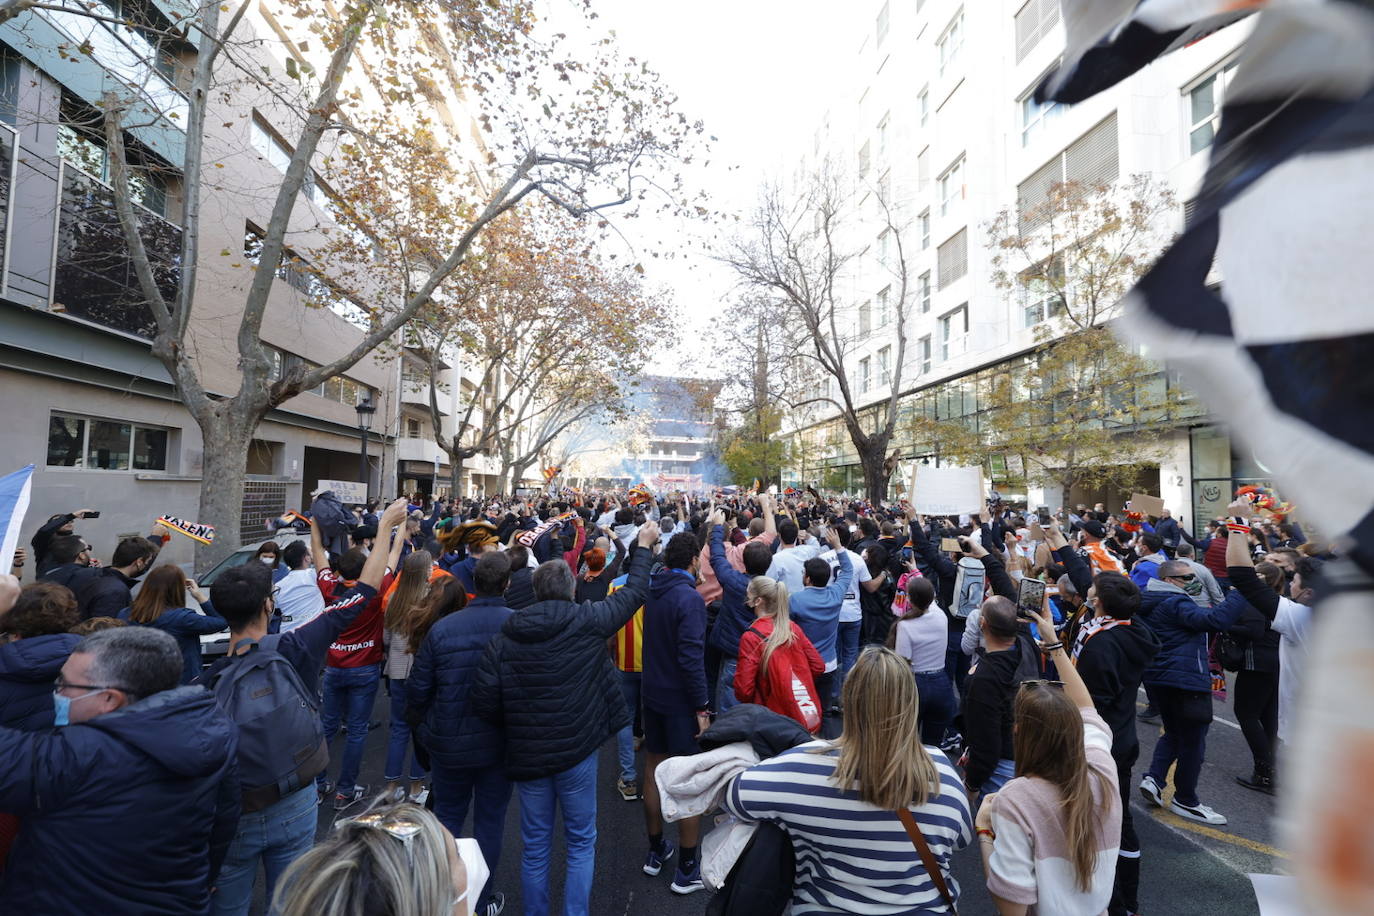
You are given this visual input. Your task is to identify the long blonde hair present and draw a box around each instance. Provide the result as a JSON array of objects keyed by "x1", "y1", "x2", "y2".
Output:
[
  {"x1": 273, "y1": 802, "x2": 455, "y2": 916},
  {"x1": 746, "y1": 576, "x2": 792, "y2": 678},
  {"x1": 1013, "y1": 682, "x2": 1112, "y2": 891},
  {"x1": 384, "y1": 550, "x2": 434, "y2": 639},
  {"x1": 827, "y1": 647, "x2": 942, "y2": 809}
]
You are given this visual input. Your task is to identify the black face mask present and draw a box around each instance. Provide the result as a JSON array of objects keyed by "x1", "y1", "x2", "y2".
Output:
[{"x1": 1283, "y1": 569, "x2": 1296, "y2": 582}]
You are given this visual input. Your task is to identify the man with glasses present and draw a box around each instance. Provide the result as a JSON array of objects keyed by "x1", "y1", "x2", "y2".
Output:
[
  {"x1": 0, "y1": 626, "x2": 239, "y2": 913},
  {"x1": 35, "y1": 534, "x2": 98, "y2": 592},
  {"x1": 1136, "y1": 560, "x2": 1248, "y2": 826}
]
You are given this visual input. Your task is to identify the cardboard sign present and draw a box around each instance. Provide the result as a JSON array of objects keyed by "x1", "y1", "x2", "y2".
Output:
[
  {"x1": 1129, "y1": 492, "x2": 1166, "y2": 518},
  {"x1": 912, "y1": 464, "x2": 985, "y2": 516},
  {"x1": 316, "y1": 480, "x2": 367, "y2": 505},
  {"x1": 940, "y1": 537, "x2": 963, "y2": 553}
]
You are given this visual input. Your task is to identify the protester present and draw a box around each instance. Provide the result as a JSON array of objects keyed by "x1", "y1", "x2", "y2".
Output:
[
  {"x1": 574, "y1": 538, "x2": 625, "y2": 603},
  {"x1": 274, "y1": 540, "x2": 325, "y2": 631},
  {"x1": 471, "y1": 521, "x2": 659, "y2": 916},
  {"x1": 786, "y1": 526, "x2": 850, "y2": 722},
  {"x1": 1080, "y1": 521, "x2": 1125, "y2": 575},
  {"x1": 607, "y1": 549, "x2": 647, "y2": 802},
  {"x1": 765, "y1": 516, "x2": 823, "y2": 595},
  {"x1": 820, "y1": 524, "x2": 888, "y2": 707},
  {"x1": 1175, "y1": 542, "x2": 1224, "y2": 607},
  {"x1": 1225, "y1": 561, "x2": 1283, "y2": 795},
  {"x1": 707, "y1": 498, "x2": 777, "y2": 713},
  {"x1": 205, "y1": 498, "x2": 406, "y2": 916},
  {"x1": 29, "y1": 509, "x2": 93, "y2": 576},
  {"x1": 0, "y1": 582, "x2": 81, "y2": 729},
  {"x1": 254, "y1": 541, "x2": 286, "y2": 582},
  {"x1": 890, "y1": 575, "x2": 959, "y2": 747},
  {"x1": 119, "y1": 564, "x2": 227, "y2": 684},
  {"x1": 34, "y1": 534, "x2": 97, "y2": 592},
  {"x1": 381, "y1": 550, "x2": 443, "y2": 804},
  {"x1": 504, "y1": 543, "x2": 536, "y2": 610},
  {"x1": 0, "y1": 626, "x2": 239, "y2": 914},
  {"x1": 640, "y1": 531, "x2": 711, "y2": 894},
  {"x1": 74, "y1": 535, "x2": 158, "y2": 620},
  {"x1": 733, "y1": 575, "x2": 824, "y2": 733},
  {"x1": 408, "y1": 553, "x2": 515, "y2": 916},
  {"x1": 978, "y1": 601, "x2": 1121, "y2": 914},
  {"x1": 963, "y1": 596, "x2": 1041, "y2": 799},
  {"x1": 723, "y1": 646, "x2": 972, "y2": 912}
]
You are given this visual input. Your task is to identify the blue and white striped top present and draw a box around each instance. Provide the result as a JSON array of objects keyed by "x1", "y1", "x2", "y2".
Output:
[{"x1": 722, "y1": 740, "x2": 972, "y2": 914}]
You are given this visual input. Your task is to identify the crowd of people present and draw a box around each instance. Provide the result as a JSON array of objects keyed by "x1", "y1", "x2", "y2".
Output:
[{"x1": 0, "y1": 483, "x2": 1328, "y2": 915}]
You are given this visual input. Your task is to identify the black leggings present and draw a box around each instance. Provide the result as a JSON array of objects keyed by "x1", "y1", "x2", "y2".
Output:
[{"x1": 1233, "y1": 669, "x2": 1279, "y2": 776}]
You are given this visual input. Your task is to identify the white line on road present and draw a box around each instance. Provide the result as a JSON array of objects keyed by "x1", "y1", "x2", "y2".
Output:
[{"x1": 1137, "y1": 686, "x2": 1241, "y2": 729}]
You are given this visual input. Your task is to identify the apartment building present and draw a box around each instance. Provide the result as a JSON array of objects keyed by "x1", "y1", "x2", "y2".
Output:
[
  {"x1": 621, "y1": 376, "x2": 721, "y2": 490},
  {"x1": 0, "y1": 1, "x2": 428, "y2": 567},
  {"x1": 784, "y1": 0, "x2": 1263, "y2": 530}
]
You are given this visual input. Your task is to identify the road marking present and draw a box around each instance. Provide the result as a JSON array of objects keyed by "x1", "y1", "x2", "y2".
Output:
[
  {"x1": 1146, "y1": 809, "x2": 1289, "y2": 860},
  {"x1": 1136, "y1": 690, "x2": 1241, "y2": 730}
]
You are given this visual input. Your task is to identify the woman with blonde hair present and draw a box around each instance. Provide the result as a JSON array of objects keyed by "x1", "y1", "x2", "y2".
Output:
[
  {"x1": 977, "y1": 601, "x2": 1121, "y2": 915},
  {"x1": 724, "y1": 646, "x2": 972, "y2": 912},
  {"x1": 382, "y1": 550, "x2": 446, "y2": 803},
  {"x1": 733, "y1": 576, "x2": 825, "y2": 733},
  {"x1": 118, "y1": 564, "x2": 226, "y2": 684},
  {"x1": 273, "y1": 801, "x2": 488, "y2": 916}
]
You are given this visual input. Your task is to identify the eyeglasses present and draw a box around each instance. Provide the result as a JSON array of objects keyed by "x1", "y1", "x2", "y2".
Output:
[
  {"x1": 53, "y1": 676, "x2": 125, "y2": 694},
  {"x1": 1020, "y1": 678, "x2": 1064, "y2": 690},
  {"x1": 1168, "y1": 574, "x2": 1197, "y2": 582}
]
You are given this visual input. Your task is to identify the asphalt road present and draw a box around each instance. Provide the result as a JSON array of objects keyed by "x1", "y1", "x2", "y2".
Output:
[{"x1": 252, "y1": 679, "x2": 1277, "y2": 915}]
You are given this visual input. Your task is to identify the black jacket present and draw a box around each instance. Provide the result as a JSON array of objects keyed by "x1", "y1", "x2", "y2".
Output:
[
  {"x1": 1076, "y1": 620, "x2": 1161, "y2": 764},
  {"x1": 962, "y1": 636, "x2": 1039, "y2": 788},
  {"x1": 74, "y1": 567, "x2": 139, "y2": 620},
  {"x1": 698, "y1": 703, "x2": 812, "y2": 759},
  {"x1": 505, "y1": 566, "x2": 536, "y2": 610},
  {"x1": 0, "y1": 633, "x2": 81, "y2": 730},
  {"x1": 1229, "y1": 603, "x2": 1281, "y2": 673},
  {"x1": 31, "y1": 513, "x2": 76, "y2": 576},
  {"x1": 471, "y1": 548, "x2": 651, "y2": 781},
  {"x1": 38, "y1": 562, "x2": 99, "y2": 594}
]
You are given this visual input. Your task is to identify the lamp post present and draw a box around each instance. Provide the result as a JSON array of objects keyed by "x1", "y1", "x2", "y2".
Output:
[{"x1": 356, "y1": 397, "x2": 376, "y2": 501}]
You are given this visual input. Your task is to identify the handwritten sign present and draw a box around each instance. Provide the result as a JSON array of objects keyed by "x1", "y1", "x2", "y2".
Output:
[
  {"x1": 1129, "y1": 492, "x2": 1166, "y2": 518},
  {"x1": 912, "y1": 464, "x2": 985, "y2": 516},
  {"x1": 316, "y1": 480, "x2": 367, "y2": 505}
]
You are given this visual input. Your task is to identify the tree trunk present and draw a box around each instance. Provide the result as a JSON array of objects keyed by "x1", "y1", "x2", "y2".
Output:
[
  {"x1": 449, "y1": 452, "x2": 465, "y2": 500},
  {"x1": 193, "y1": 416, "x2": 255, "y2": 570},
  {"x1": 511, "y1": 460, "x2": 533, "y2": 493},
  {"x1": 858, "y1": 440, "x2": 895, "y2": 504}
]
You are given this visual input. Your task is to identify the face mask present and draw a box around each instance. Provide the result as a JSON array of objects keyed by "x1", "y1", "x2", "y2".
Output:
[
  {"x1": 260, "y1": 556, "x2": 276, "y2": 565},
  {"x1": 52, "y1": 688, "x2": 101, "y2": 727}
]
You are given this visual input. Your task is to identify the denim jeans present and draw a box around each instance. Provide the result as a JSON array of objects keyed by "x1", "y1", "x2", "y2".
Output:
[
  {"x1": 837, "y1": 620, "x2": 861, "y2": 696},
  {"x1": 914, "y1": 669, "x2": 957, "y2": 747},
  {"x1": 517, "y1": 751, "x2": 598, "y2": 916},
  {"x1": 980, "y1": 758, "x2": 1016, "y2": 796},
  {"x1": 212, "y1": 785, "x2": 316, "y2": 916},
  {"x1": 315, "y1": 663, "x2": 381, "y2": 797},
  {"x1": 385, "y1": 677, "x2": 427, "y2": 782},
  {"x1": 432, "y1": 763, "x2": 513, "y2": 913},
  {"x1": 715, "y1": 656, "x2": 740, "y2": 714},
  {"x1": 1146, "y1": 686, "x2": 1211, "y2": 807},
  {"x1": 615, "y1": 671, "x2": 642, "y2": 782}
]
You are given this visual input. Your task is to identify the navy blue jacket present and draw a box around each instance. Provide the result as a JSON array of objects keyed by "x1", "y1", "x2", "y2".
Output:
[
  {"x1": 642, "y1": 567, "x2": 710, "y2": 715},
  {"x1": 408, "y1": 596, "x2": 512, "y2": 770},
  {"x1": 0, "y1": 633, "x2": 81, "y2": 730},
  {"x1": 1155, "y1": 516, "x2": 1182, "y2": 547},
  {"x1": 74, "y1": 567, "x2": 139, "y2": 620},
  {"x1": 708, "y1": 524, "x2": 755, "y2": 657},
  {"x1": 1137, "y1": 579, "x2": 1248, "y2": 692},
  {"x1": 505, "y1": 565, "x2": 536, "y2": 610},
  {"x1": 0, "y1": 686, "x2": 240, "y2": 915},
  {"x1": 118, "y1": 607, "x2": 229, "y2": 685},
  {"x1": 37, "y1": 562, "x2": 99, "y2": 593}
]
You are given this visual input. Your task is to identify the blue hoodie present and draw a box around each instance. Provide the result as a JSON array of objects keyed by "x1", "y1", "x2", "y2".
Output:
[
  {"x1": 642, "y1": 567, "x2": 709, "y2": 715},
  {"x1": 0, "y1": 685, "x2": 240, "y2": 915}
]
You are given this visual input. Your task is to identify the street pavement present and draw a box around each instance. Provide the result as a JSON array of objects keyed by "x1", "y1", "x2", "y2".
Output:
[{"x1": 252, "y1": 679, "x2": 1277, "y2": 914}]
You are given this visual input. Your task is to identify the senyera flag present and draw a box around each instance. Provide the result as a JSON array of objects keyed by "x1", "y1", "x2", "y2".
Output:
[{"x1": 0, "y1": 464, "x2": 35, "y2": 571}]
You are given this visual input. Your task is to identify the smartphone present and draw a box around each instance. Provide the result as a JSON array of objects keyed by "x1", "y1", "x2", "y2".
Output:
[
  {"x1": 1016, "y1": 578, "x2": 1047, "y2": 618},
  {"x1": 84, "y1": 511, "x2": 101, "y2": 519},
  {"x1": 900, "y1": 546, "x2": 915, "y2": 562}
]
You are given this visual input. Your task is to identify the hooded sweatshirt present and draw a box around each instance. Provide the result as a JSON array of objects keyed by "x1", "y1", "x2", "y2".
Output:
[
  {"x1": 0, "y1": 686, "x2": 240, "y2": 915},
  {"x1": 642, "y1": 567, "x2": 709, "y2": 715},
  {"x1": 1136, "y1": 578, "x2": 1248, "y2": 692},
  {"x1": 1074, "y1": 617, "x2": 1161, "y2": 762}
]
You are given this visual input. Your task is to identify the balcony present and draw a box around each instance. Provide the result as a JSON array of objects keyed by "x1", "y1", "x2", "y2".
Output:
[
  {"x1": 51, "y1": 164, "x2": 181, "y2": 339},
  {"x1": 398, "y1": 436, "x2": 444, "y2": 465}
]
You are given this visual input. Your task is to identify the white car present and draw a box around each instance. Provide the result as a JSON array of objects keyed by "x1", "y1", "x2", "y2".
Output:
[{"x1": 190, "y1": 531, "x2": 308, "y2": 662}]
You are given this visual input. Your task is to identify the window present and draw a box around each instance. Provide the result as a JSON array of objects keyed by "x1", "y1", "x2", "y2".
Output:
[
  {"x1": 878, "y1": 229, "x2": 890, "y2": 267},
  {"x1": 920, "y1": 271, "x2": 931, "y2": 313},
  {"x1": 939, "y1": 304, "x2": 969, "y2": 361},
  {"x1": 859, "y1": 357, "x2": 872, "y2": 393},
  {"x1": 878, "y1": 170, "x2": 891, "y2": 206},
  {"x1": 938, "y1": 155, "x2": 965, "y2": 216},
  {"x1": 1014, "y1": 0, "x2": 1061, "y2": 63},
  {"x1": 920, "y1": 209, "x2": 931, "y2": 249},
  {"x1": 919, "y1": 87, "x2": 929, "y2": 127},
  {"x1": 859, "y1": 140, "x2": 871, "y2": 178},
  {"x1": 251, "y1": 113, "x2": 328, "y2": 207},
  {"x1": 876, "y1": 1, "x2": 890, "y2": 47},
  {"x1": 1188, "y1": 60, "x2": 1238, "y2": 155},
  {"x1": 405, "y1": 417, "x2": 422, "y2": 438},
  {"x1": 877, "y1": 285, "x2": 891, "y2": 327},
  {"x1": 919, "y1": 335, "x2": 932, "y2": 374},
  {"x1": 56, "y1": 97, "x2": 169, "y2": 217},
  {"x1": 877, "y1": 113, "x2": 890, "y2": 157},
  {"x1": 1017, "y1": 113, "x2": 1119, "y2": 232},
  {"x1": 46, "y1": 412, "x2": 169, "y2": 471},
  {"x1": 1020, "y1": 90, "x2": 1064, "y2": 147},
  {"x1": 938, "y1": 9, "x2": 964, "y2": 75},
  {"x1": 859, "y1": 300, "x2": 872, "y2": 337},
  {"x1": 917, "y1": 147, "x2": 930, "y2": 191},
  {"x1": 878, "y1": 346, "x2": 891, "y2": 386},
  {"x1": 937, "y1": 228, "x2": 968, "y2": 289}
]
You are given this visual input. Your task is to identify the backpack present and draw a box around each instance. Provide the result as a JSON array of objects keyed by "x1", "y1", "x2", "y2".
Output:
[
  {"x1": 204, "y1": 636, "x2": 328, "y2": 812},
  {"x1": 952, "y1": 558, "x2": 985, "y2": 619},
  {"x1": 1215, "y1": 631, "x2": 1249, "y2": 672},
  {"x1": 746, "y1": 626, "x2": 821, "y2": 733},
  {"x1": 704, "y1": 820, "x2": 795, "y2": 916}
]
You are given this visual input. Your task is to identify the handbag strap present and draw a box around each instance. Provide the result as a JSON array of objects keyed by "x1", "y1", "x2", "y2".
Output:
[{"x1": 896, "y1": 808, "x2": 957, "y2": 914}]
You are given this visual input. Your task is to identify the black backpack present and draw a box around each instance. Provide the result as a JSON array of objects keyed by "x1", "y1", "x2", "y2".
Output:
[
  {"x1": 204, "y1": 636, "x2": 328, "y2": 812},
  {"x1": 1215, "y1": 631, "x2": 1249, "y2": 672},
  {"x1": 705, "y1": 821, "x2": 795, "y2": 916}
]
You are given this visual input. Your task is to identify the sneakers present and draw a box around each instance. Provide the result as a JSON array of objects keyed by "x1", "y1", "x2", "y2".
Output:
[
  {"x1": 643, "y1": 839, "x2": 675, "y2": 877},
  {"x1": 1236, "y1": 773, "x2": 1276, "y2": 796},
  {"x1": 316, "y1": 781, "x2": 334, "y2": 806},
  {"x1": 333, "y1": 784, "x2": 369, "y2": 811},
  {"x1": 478, "y1": 891, "x2": 505, "y2": 916},
  {"x1": 1139, "y1": 774, "x2": 1164, "y2": 808},
  {"x1": 670, "y1": 860, "x2": 705, "y2": 895},
  {"x1": 408, "y1": 787, "x2": 430, "y2": 806},
  {"x1": 617, "y1": 778, "x2": 641, "y2": 801},
  {"x1": 1170, "y1": 799, "x2": 1228, "y2": 825},
  {"x1": 1137, "y1": 706, "x2": 1161, "y2": 724}
]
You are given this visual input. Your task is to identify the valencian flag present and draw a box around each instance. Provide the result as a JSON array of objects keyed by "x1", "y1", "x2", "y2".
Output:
[
  {"x1": 627, "y1": 484, "x2": 654, "y2": 507},
  {"x1": 0, "y1": 464, "x2": 34, "y2": 571},
  {"x1": 1039, "y1": 2, "x2": 1374, "y2": 909},
  {"x1": 542, "y1": 465, "x2": 562, "y2": 483}
]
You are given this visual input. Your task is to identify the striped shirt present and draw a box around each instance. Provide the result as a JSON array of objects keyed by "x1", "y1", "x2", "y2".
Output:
[
  {"x1": 723, "y1": 740, "x2": 972, "y2": 914},
  {"x1": 608, "y1": 575, "x2": 643, "y2": 673}
]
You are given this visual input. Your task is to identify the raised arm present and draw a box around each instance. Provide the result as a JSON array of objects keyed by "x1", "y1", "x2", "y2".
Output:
[
  {"x1": 587, "y1": 524, "x2": 659, "y2": 637},
  {"x1": 1044, "y1": 525, "x2": 1093, "y2": 598},
  {"x1": 309, "y1": 512, "x2": 329, "y2": 573},
  {"x1": 1025, "y1": 602, "x2": 1091, "y2": 709},
  {"x1": 361, "y1": 500, "x2": 410, "y2": 589},
  {"x1": 964, "y1": 536, "x2": 1016, "y2": 601}
]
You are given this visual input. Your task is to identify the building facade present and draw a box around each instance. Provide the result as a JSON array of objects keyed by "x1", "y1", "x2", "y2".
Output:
[
  {"x1": 619, "y1": 376, "x2": 721, "y2": 491},
  {"x1": 783, "y1": 0, "x2": 1261, "y2": 531}
]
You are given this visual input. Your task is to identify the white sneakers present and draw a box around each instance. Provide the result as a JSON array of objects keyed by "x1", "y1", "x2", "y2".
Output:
[{"x1": 1138, "y1": 774, "x2": 1228, "y2": 825}]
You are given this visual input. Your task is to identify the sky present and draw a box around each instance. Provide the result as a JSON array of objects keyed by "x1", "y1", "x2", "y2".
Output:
[{"x1": 559, "y1": 0, "x2": 866, "y2": 379}]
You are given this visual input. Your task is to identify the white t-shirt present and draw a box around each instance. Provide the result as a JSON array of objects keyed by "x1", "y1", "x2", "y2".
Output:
[
  {"x1": 820, "y1": 548, "x2": 871, "y2": 624},
  {"x1": 275, "y1": 567, "x2": 325, "y2": 632},
  {"x1": 1271, "y1": 595, "x2": 1312, "y2": 744},
  {"x1": 895, "y1": 611, "x2": 948, "y2": 672}
]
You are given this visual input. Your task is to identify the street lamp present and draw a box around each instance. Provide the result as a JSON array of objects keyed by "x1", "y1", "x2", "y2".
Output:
[{"x1": 356, "y1": 396, "x2": 376, "y2": 501}]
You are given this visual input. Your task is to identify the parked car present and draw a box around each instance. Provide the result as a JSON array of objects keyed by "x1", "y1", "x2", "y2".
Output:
[{"x1": 190, "y1": 531, "x2": 307, "y2": 662}]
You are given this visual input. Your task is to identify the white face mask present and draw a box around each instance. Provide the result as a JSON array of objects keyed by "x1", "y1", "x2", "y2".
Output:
[{"x1": 259, "y1": 556, "x2": 276, "y2": 565}]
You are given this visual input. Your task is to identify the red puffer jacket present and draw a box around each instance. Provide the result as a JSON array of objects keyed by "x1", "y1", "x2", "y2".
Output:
[{"x1": 733, "y1": 619, "x2": 825, "y2": 734}]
